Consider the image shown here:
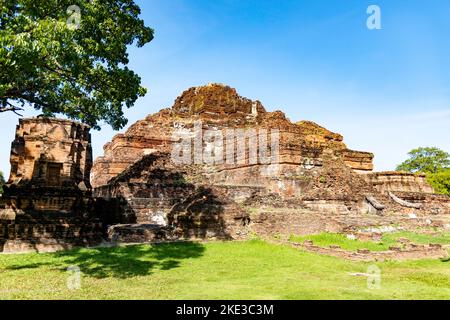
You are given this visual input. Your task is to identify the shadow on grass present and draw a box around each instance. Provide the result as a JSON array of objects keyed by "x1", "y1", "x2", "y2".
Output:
[{"x1": 5, "y1": 242, "x2": 206, "y2": 279}]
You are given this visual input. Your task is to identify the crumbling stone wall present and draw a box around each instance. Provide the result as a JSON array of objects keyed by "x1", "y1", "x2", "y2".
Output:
[
  {"x1": 0, "y1": 118, "x2": 101, "y2": 253},
  {"x1": 93, "y1": 152, "x2": 250, "y2": 241},
  {"x1": 363, "y1": 171, "x2": 435, "y2": 194}
]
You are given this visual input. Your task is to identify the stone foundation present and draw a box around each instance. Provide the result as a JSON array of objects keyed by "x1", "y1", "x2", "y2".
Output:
[
  {"x1": 107, "y1": 224, "x2": 175, "y2": 243},
  {"x1": 289, "y1": 240, "x2": 449, "y2": 262}
]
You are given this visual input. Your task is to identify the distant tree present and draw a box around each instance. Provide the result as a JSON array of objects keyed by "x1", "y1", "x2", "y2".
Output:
[
  {"x1": 396, "y1": 147, "x2": 450, "y2": 174},
  {"x1": 0, "y1": 171, "x2": 5, "y2": 194},
  {"x1": 396, "y1": 147, "x2": 450, "y2": 196},
  {"x1": 0, "y1": 0, "x2": 153, "y2": 130},
  {"x1": 427, "y1": 169, "x2": 450, "y2": 196}
]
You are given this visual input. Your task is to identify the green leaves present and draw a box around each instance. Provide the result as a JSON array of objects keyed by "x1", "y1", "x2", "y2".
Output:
[
  {"x1": 427, "y1": 169, "x2": 450, "y2": 197},
  {"x1": 396, "y1": 147, "x2": 450, "y2": 196},
  {"x1": 396, "y1": 147, "x2": 450, "y2": 174},
  {"x1": 0, "y1": 0, "x2": 153, "y2": 130}
]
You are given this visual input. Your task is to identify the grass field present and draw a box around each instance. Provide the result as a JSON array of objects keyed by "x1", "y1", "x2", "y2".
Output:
[{"x1": 0, "y1": 240, "x2": 449, "y2": 300}]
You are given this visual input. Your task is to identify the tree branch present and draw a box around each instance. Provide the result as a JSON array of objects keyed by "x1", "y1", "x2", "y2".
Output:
[{"x1": 0, "y1": 102, "x2": 24, "y2": 116}]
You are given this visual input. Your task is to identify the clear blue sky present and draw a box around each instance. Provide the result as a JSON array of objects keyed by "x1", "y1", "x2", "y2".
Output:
[{"x1": 1, "y1": 0, "x2": 450, "y2": 176}]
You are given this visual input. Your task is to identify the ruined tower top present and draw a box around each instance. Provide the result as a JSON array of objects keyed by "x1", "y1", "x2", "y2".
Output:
[
  {"x1": 172, "y1": 83, "x2": 266, "y2": 116},
  {"x1": 7, "y1": 117, "x2": 92, "y2": 189}
]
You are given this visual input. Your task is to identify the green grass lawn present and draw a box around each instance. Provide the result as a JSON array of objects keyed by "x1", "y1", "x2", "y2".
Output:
[
  {"x1": 0, "y1": 240, "x2": 449, "y2": 300},
  {"x1": 290, "y1": 232, "x2": 450, "y2": 252}
]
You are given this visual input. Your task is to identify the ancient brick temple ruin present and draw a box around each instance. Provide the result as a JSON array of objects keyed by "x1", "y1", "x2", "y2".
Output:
[
  {"x1": 0, "y1": 118, "x2": 102, "y2": 252},
  {"x1": 1, "y1": 84, "x2": 449, "y2": 252},
  {"x1": 92, "y1": 84, "x2": 449, "y2": 242}
]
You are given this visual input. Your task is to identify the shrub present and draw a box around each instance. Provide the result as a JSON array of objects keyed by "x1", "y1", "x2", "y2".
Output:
[{"x1": 427, "y1": 169, "x2": 450, "y2": 196}]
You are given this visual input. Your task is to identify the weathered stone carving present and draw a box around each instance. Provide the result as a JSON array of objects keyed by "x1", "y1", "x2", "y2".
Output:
[{"x1": 388, "y1": 191, "x2": 423, "y2": 209}]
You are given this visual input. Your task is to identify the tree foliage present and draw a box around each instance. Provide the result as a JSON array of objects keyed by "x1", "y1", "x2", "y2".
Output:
[
  {"x1": 0, "y1": 0, "x2": 153, "y2": 130},
  {"x1": 427, "y1": 169, "x2": 450, "y2": 197},
  {"x1": 396, "y1": 147, "x2": 450, "y2": 196},
  {"x1": 396, "y1": 147, "x2": 450, "y2": 174}
]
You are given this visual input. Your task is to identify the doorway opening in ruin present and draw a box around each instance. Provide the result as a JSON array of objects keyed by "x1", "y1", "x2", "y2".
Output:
[{"x1": 47, "y1": 162, "x2": 63, "y2": 186}]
